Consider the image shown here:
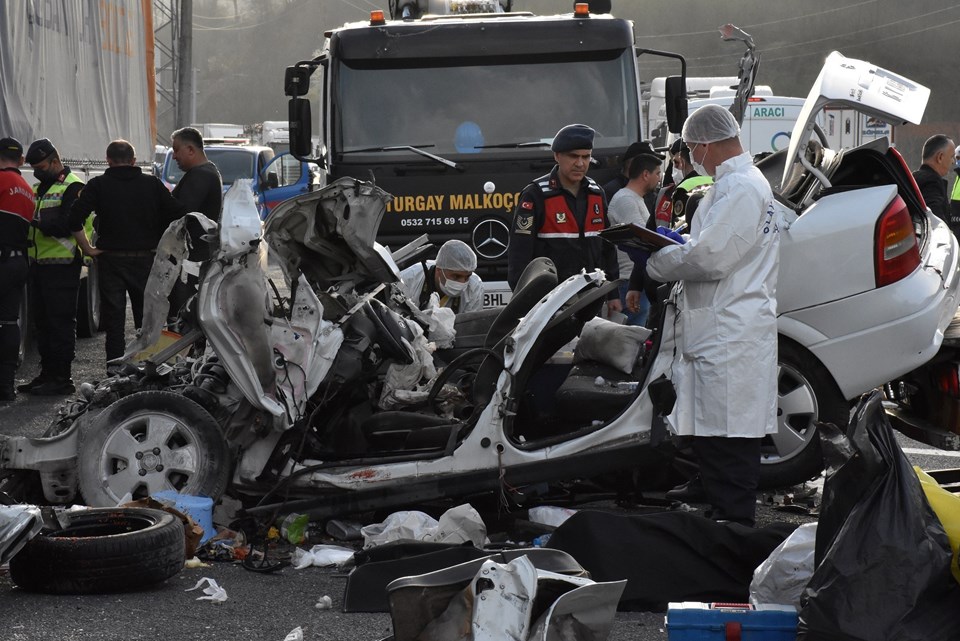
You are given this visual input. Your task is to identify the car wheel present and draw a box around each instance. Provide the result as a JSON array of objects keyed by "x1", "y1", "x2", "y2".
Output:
[
  {"x1": 9, "y1": 507, "x2": 185, "y2": 594},
  {"x1": 759, "y1": 339, "x2": 849, "y2": 489},
  {"x1": 76, "y1": 262, "x2": 101, "y2": 338},
  {"x1": 77, "y1": 391, "x2": 231, "y2": 506}
]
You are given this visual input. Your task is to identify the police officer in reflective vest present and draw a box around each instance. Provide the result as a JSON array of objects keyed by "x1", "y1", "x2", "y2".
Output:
[
  {"x1": 19, "y1": 138, "x2": 91, "y2": 396},
  {"x1": 508, "y1": 124, "x2": 621, "y2": 315}
]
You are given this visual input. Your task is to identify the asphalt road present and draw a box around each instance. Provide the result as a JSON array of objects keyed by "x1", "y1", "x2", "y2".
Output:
[{"x1": 1, "y1": 328, "x2": 958, "y2": 640}]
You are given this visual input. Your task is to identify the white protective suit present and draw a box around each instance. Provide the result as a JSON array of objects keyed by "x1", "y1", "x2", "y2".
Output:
[
  {"x1": 646, "y1": 152, "x2": 780, "y2": 438},
  {"x1": 398, "y1": 260, "x2": 484, "y2": 313}
]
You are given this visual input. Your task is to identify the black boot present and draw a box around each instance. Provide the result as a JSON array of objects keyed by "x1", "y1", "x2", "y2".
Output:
[
  {"x1": 29, "y1": 376, "x2": 76, "y2": 396},
  {"x1": 665, "y1": 474, "x2": 706, "y2": 502},
  {"x1": 16, "y1": 373, "x2": 49, "y2": 393}
]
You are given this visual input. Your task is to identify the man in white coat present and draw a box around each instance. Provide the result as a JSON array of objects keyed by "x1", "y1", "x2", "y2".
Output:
[{"x1": 646, "y1": 104, "x2": 780, "y2": 527}]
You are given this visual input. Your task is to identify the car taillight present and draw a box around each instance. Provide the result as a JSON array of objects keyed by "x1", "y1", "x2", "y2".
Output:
[
  {"x1": 889, "y1": 147, "x2": 927, "y2": 209},
  {"x1": 935, "y1": 363, "x2": 960, "y2": 398},
  {"x1": 874, "y1": 195, "x2": 920, "y2": 287}
]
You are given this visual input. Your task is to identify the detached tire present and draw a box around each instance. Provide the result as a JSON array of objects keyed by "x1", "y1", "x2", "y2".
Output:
[
  {"x1": 759, "y1": 339, "x2": 850, "y2": 489},
  {"x1": 76, "y1": 262, "x2": 101, "y2": 338},
  {"x1": 9, "y1": 507, "x2": 185, "y2": 594},
  {"x1": 78, "y1": 391, "x2": 231, "y2": 507}
]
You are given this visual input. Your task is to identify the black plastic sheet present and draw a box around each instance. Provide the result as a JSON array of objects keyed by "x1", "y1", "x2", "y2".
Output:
[{"x1": 798, "y1": 390, "x2": 960, "y2": 641}]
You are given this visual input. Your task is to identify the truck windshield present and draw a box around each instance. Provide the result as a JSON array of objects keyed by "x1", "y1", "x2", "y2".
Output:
[
  {"x1": 335, "y1": 50, "x2": 639, "y2": 158},
  {"x1": 164, "y1": 148, "x2": 257, "y2": 186}
]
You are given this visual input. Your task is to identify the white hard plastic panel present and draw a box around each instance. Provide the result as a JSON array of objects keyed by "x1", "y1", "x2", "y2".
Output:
[
  {"x1": 198, "y1": 256, "x2": 285, "y2": 417},
  {"x1": 783, "y1": 52, "x2": 929, "y2": 186},
  {"x1": 777, "y1": 185, "x2": 896, "y2": 313},
  {"x1": 817, "y1": 53, "x2": 929, "y2": 125},
  {"x1": 219, "y1": 180, "x2": 264, "y2": 258}
]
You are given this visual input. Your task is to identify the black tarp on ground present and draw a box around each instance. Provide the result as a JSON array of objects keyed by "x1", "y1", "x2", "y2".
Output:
[
  {"x1": 547, "y1": 510, "x2": 797, "y2": 611},
  {"x1": 797, "y1": 391, "x2": 960, "y2": 641}
]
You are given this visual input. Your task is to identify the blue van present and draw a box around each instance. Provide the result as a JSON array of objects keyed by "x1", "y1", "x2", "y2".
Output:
[{"x1": 161, "y1": 143, "x2": 314, "y2": 219}]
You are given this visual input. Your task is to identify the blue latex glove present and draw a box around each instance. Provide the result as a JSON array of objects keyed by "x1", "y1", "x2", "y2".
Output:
[
  {"x1": 656, "y1": 226, "x2": 686, "y2": 245},
  {"x1": 622, "y1": 243, "x2": 650, "y2": 265}
]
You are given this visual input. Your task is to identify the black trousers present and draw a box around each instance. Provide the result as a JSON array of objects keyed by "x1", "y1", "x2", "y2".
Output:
[
  {"x1": 98, "y1": 254, "x2": 153, "y2": 361},
  {"x1": 692, "y1": 435, "x2": 762, "y2": 527},
  {"x1": 29, "y1": 260, "x2": 81, "y2": 378},
  {"x1": 0, "y1": 253, "x2": 29, "y2": 389}
]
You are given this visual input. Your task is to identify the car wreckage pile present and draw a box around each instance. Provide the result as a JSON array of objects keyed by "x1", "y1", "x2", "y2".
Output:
[
  {"x1": 2, "y1": 173, "x2": 676, "y2": 519},
  {"x1": 4, "y1": 50, "x2": 960, "y2": 640}
]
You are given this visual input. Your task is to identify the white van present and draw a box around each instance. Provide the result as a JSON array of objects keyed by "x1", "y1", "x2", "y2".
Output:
[
  {"x1": 661, "y1": 95, "x2": 818, "y2": 157},
  {"x1": 646, "y1": 76, "x2": 772, "y2": 148}
]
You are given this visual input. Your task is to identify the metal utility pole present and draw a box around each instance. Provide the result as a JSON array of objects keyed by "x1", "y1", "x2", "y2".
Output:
[
  {"x1": 176, "y1": 0, "x2": 194, "y2": 128},
  {"x1": 153, "y1": 0, "x2": 180, "y2": 143}
]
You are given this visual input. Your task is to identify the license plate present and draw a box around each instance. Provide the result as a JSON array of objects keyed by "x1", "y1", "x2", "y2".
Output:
[{"x1": 483, "y1": 281, "x2": 513, "y2": 308}]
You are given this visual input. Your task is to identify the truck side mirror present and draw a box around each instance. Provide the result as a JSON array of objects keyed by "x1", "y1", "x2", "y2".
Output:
[
  {"x1": 289, "y1": 98, "x2": 313, "y2": 159},
  {"x1": 664, "y1": 75, "x2": 688, "y2": 134},
  {"x1": 265, "y1": 171, "x2": 279, "y2": 190},
  {"x1": 284, "y1": 67, "x2": 311, "y2": 97}
]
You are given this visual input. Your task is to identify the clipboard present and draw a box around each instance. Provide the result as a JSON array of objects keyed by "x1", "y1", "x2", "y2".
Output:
[{"x1": 600, "y1": 223, "x2": 682, "y2": 252}]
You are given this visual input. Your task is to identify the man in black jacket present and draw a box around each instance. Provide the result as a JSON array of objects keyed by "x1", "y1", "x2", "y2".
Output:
[
  {"x1": 913, "y1": 134, "x2": 955, "y2": 231},
  {"x1": 70, "y1": 140, "x2": 185, "y2": 371},
  {"x1": 508, "y1": 124, "x2": 621, "y2": 315},
  {"x1": 170, "y1": 127, "x2": 223, "y2": 221}
]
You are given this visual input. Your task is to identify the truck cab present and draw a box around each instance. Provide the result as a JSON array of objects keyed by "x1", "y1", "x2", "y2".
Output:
[
  {"x1": 161, "y1": 142, "x2": 313, "y2": 220},
  {"x1": 284, "y1": 1, "x2": 687, "y2": 306}
]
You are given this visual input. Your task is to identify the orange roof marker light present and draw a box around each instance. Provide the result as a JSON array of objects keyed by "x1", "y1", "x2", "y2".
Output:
[
  {"x1": 370, "y1": 10, "x2": 386, "y2": 25},
  {"x1": 573, "y1": 3, "x2": 590, "y2": 18}
]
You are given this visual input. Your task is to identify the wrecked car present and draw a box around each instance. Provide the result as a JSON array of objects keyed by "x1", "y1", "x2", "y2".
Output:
[{"x1": 0, "y1": 52, "x2": 958, "y2": 518}]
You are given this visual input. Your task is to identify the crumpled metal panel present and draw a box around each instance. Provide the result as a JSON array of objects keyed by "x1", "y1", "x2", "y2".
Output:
[{"x1": 264, "y1": 177, "x2": 397, "y2": 293}]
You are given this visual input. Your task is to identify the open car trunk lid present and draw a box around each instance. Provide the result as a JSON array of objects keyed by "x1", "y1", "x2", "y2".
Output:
[{"x1": 782, "y1": 51, "x2": 929, "y2": 189}]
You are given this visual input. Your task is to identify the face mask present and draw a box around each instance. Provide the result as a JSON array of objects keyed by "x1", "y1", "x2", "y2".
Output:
[
  {"x1": 672, "y1": 167, "x2": 685, "y2": 185},
  {"x1": 439, "y1": 271, "x2": 468, "y2": 297},
  {"x1": 690, "y1": 145, "x2": 709, "y2": 178},
  {"x1": 32, "y1": 168, "x2": 55, "y2": 183}
]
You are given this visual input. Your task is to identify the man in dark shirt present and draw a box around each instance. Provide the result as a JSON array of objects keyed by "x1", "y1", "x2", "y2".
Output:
[
  {"x1": 0, "y1": 137, "x2": 35, "y2": 401},
  {"x1": 169, "y1": 127, "x2": 222, "y2": 320},
  {"x1": 170, "y1": 126, "x2": 223, "y2": 221},
  {"x1": 70, "y1": 140, "x2": 185, "y2": 371},
  {"x1": 913, "y1": 134, "x2": 955, "y2": 232}
]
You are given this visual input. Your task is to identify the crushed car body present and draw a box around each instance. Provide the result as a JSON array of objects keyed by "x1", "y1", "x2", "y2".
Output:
[{"x1": 1, "y1": 52, "x2": 959, "y2": 517}]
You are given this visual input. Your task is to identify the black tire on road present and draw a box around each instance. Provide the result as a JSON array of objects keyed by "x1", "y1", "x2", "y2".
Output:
[
  {"x1": 9, "y1": 507, "x2": 185, "y2": 594},
  {"x1": 759, "y1": 338, "x2": 850, "y2": 489},
  {"x1": 76, "y1": 263, "x2": 101, "y2": 339},
  {"x1": 78, "y1": 391, "x2": 231, "y2": 506}
]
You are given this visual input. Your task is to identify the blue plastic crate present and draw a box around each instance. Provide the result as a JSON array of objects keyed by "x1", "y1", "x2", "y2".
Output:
[{"x1": 666, "y1": 602, "x2": 797, "y2": 641}]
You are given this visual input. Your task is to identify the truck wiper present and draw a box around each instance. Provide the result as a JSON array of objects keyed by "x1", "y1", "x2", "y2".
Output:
[
  {"x1": 475, "y1": 141, "x2": 551, "y2": 149},
  {"x1": 341, "y1": 144, "x2": 462, "y2": 170}
]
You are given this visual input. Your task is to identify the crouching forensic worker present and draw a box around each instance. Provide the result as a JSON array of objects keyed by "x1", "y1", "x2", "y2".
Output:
[
  {"x1": 399, "y1": 239, "x2": 483, "y2": 314},
  {"x1": 645, "y1": 104, "x2": 781, "y2": 527}
]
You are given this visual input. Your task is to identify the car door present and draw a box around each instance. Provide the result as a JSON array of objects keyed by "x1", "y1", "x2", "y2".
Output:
[{"x1": 259, "y1": 153, "x2": 311, "y2": 219}]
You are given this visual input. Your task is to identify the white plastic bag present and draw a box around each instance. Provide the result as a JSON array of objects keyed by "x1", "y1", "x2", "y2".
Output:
[
  {"x1": 749, "y1": 522, "x2": 817, "y2": 610},
  {"x1": 361, "y1": 504, "x2": 487, "y2": 549},
  {"x1": 528, "y1": 506, "x2": 578, "y2": 528},
  {"x1": 185, "y1": 577, "x2": 228, "y2": 603},
  {"x1": 291, "y1": 544, "x2": 355, "y2": 570}
]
